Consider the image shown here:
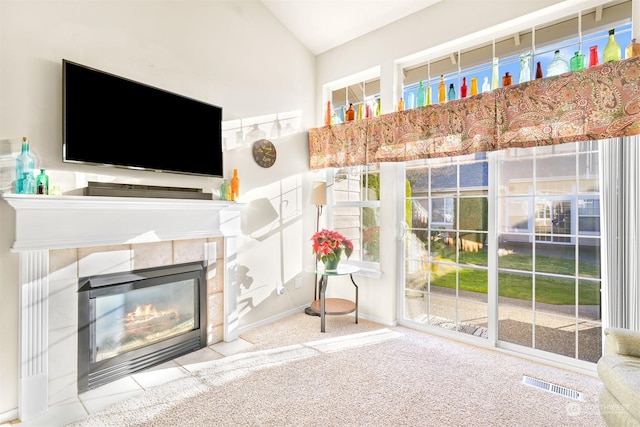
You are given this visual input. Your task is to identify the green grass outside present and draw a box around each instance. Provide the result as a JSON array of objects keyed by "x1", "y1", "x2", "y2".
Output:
[{"x1": 429, "y1": 251, "x2": 600, "y2": 305}]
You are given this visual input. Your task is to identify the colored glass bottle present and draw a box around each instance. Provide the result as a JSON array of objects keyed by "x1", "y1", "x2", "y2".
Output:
[
  {"x1": 358, "y1": 104, "x2": 364, "y2": 120},
  {"x1": 547, "y1": 50, "x2": 569, "y2": 76},
  {"x1": 626, "y1": 38, "x2": 640, "y2": 59},
  {"x1": 15, "y1": 136, "x2": 35, "y2": 194},
  {"x1": 470, "y1": 78, "x2": 478, "y2": 96},
  {"x1": 603, "y1": 28, "x2": 621, "y2": 63},
  {"x1": 375, "y1": 99, "x2": 381, "y2": 116},
  {"x1": 570, "y1": 51, "x2": 585, "y2": 71},
  {"x1": 416, "y1": 81, "x2": 426, "y2": 107},
  {"x1": 397, "y1": 98, "x2": 404, "y2": 111},
  {"x1": 438, "y1": 75, "x2": 446, "y2": 103},
  {"x1": 447, "y1": 84, "x2": 456, "y2": 101},
  {"x1": 535, "y1": 61, "x2": 543, "y2": 79},
  {"x1": 426, "y1": 86, "x2": 432, "y2": 105},
  {"x1": 324, "y1": 101, "x2": 331, "y2": 126},
  {"x1": 491, "y1": 58, "x2": 499, "y2": 90},
  {"x1": 589, "y1": 46, "x2": 599, "y2": 67},
  {"x1": 230, "y1": 169, "x2": 239, "y2": 201},
  {"x1": 460, "y1": 77, "x2": 468, "y2": 98},
  {"x1": 481, "y1": 76, "x2": 490, "y2": 93},
  {"x1": 346, "y1": 103, "x2": 355, "y2": 121},
  {"x1": 502, "y1": 72, "x2": 512, "y2": 87},
  {"x1": 519, "y1": 52, "x2": 531, "y2": 83},
  {"x1": 220, "y1": 179, "x2": 230, "y2": 201},
  {"x1": 36, "y1": 169, "x2": 48, "y2": 195}
]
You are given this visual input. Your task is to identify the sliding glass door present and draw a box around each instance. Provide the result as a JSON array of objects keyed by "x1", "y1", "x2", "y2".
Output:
[
  {"x1": 403, "y1": 153, "x2": 489, "y2": 339},
  {"x1": 401, "y1": 142, "x2": 602, "y2": 366}
]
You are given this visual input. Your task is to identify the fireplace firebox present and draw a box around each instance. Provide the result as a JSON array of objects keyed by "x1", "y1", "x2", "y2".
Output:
[{"x1": 78, "y1": 262, "x2": 207, "y2": 392}]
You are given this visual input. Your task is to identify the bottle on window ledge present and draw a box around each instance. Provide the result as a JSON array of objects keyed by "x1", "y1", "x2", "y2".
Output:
[
  {"x1": 470, "y1": 77, "x2": 478, "y2": 96},
  {"x1": 345, "y1": 103, "x2": 355, "y2": 121},
  {"x1": 603, "y1": 28, "x2": 621, "y2": 63},
  {"x1": 589, "y1": 46, "x2": 599, "y2": 67},
  {"x1": 491, "y1": 57, "x2": 499, "y2": 90},
  {"x1": 447, "y1": 84, "x2": 456, "y2": 101},
  {"x1": 397, "y1": 97, "x2": 404, "y2": 111},
  {"x1": 324, "y1": 101, "x2": 331, "y2": 126},
  {"x1": 535, "y1": 61, "x2": 544, "y2": 79},
  {"x1": 570, "y1": 51, "x2": 585, "y2": 71},
  {"x1": 546, "y1": 50, "x2": 569, "y2": 77},
  {"x1": 502, "y1": 72, "x2": 512, "y2": 87},
  {"x1": 460, "y1": 77, "x2": 468, "y2": 98},
  {"x1": 438, "y1": 75, "x2": 446, "y2": 103},
  {"x1": 626, "y1": 38, "x2": 640, "y2": 59},
  {"x1": 518, "y1": 52, "x2": 531, "y2": 83},
  {"x1": 481, "y1": 76, "x2": 490, "y2": 93},
  {"x1": 416, "y1": 81, "x2": 426, "y2": 107}
]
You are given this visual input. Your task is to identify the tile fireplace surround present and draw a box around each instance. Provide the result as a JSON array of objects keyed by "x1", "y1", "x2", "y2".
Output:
[{"x1": 2, "y1": 193, "x2": 243, "y2": 422}]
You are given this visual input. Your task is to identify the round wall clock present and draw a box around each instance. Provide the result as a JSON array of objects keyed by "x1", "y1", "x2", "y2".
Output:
[{"x1": 252, "y1": 139, "x2": 277, "y2": 168}]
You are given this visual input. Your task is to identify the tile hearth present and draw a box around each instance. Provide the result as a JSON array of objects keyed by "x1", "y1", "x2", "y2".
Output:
[{"x1": 1, "y1": 338, "x2": 255, "y2": 426}]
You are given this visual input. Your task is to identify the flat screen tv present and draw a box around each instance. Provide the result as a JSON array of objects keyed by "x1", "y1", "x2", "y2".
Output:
[{"x1": 63, "y1": 59, "x2": 223, "y2": 177}]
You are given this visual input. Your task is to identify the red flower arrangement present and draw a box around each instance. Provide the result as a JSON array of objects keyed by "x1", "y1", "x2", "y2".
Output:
[{"x1": 311, "y1": 229, "x2": 354, "y2": 264}]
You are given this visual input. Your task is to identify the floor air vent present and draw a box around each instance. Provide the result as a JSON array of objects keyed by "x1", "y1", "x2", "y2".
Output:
[{"x1": 522, "y1": 375, "x2": 584, "y2": 401}]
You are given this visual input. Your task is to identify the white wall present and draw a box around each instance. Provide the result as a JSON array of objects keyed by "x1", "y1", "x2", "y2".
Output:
[{"x1": 0, "y1": 0, "x2": 317, "y2": 417}]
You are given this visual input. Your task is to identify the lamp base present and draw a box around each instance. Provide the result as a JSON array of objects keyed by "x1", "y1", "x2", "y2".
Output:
[{"x1": 304, "y1": 306, "x2": 320, "y2": 316}]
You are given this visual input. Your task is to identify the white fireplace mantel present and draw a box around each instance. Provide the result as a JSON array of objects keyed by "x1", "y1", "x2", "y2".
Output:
[
  {"x1": 2, "y1": 193, "x2": 244, "y2": 422},
  {"x1": 3, "y1": 193, "x2": 243, "y2": 251}
]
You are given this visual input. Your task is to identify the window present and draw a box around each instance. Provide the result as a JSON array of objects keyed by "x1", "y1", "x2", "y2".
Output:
[
  {"x1": 329, "y1": 165, "x2": 381, "y2": 272},
  {"x1": 330, "y1": 78, "x2": 381, "y2": 123},
  {"x1": 401, "y1": 1, "x2": 632, "y2": 106}
]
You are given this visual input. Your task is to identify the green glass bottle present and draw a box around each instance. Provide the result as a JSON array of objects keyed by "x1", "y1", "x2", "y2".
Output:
[
  {"x1": 416, "y1": 81, "x2": 425, "y2": 107},
  {"x1": 15, "y1": 136, "x2": 35, "y2": 194},
  {"x1": 36, "y1": 169, "x2": 49, "y2": 195},
  {"x1": 603, "y1": 29, "x2": 621, "y2": 63},
  {"x1": 570, "y1": 51, "x2": 585, "y2": 71}
]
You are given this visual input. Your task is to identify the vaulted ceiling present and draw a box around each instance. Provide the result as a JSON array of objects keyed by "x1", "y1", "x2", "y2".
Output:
[{"x1": 260, "y1": 0, "x2": 443, "y2": 55}]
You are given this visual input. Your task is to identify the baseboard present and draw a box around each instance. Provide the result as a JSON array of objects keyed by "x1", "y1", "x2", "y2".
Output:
[
  {"x1": 0, "y1": 408, "x2": 18, "y2": 424},
  {"x1": 236, "y1": 307, "x2": 396, "y2": 338},
  {"x1": 237, "y1": 307, "x2": 305, "y2": 336}
]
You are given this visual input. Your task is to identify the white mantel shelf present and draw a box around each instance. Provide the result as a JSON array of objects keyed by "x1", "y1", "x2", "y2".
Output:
[{"x1": 3, "y1": 193, "x2": 244, "y2": 252}]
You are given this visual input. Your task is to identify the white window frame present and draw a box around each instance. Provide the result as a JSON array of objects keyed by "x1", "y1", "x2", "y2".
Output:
[{"x1": 325, "y1": 166, "x2": 382, "y2": 277}]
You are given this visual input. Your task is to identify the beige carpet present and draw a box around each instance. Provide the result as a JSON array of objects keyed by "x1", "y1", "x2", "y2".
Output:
[{"x1": 69, "y1": 313, "x2": 606, "y2": 426}]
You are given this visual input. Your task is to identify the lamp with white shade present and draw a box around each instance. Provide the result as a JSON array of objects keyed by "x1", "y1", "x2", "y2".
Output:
[{"x1": 305, "y1": 181, "x2": 327, "y2": 316}]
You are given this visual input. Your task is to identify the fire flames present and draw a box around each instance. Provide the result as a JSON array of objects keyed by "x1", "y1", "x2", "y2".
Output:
[{"x1": 124, "y1": 304, "x2": 179, "y2": 325}]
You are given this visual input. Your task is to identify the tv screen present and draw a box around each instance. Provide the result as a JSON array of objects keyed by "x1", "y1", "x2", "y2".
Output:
[{"x1": 63, "y1": 59, "x2": 223, "y2": 177}]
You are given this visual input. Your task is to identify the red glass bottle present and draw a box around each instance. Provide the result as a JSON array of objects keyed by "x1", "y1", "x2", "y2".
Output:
[
  {"x1": 535, "y1": 61, "x2": 543, "y2": 79},
  {"x1": 460, "y1": 77, "x2": 468, "y2": 98},
  {"x1": 589, "y1": 46, "x2": 599, "y2": 67}
]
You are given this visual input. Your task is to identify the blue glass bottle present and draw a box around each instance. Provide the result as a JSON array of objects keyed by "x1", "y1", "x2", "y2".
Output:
[
  {"x1": 447, "y1": 84, "x2": 456, "y2": 101},
  {"x1": 15, "y1": 136, "x2": 35, "y2": 194}
]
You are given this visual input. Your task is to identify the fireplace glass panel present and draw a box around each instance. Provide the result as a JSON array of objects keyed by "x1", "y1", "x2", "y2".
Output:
[{"x1": 94, "y1": 278, "x2": 196, "y2": 362}]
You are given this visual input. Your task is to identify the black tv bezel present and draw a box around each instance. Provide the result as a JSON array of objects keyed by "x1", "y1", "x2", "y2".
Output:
[{"x1": 62, "y1": 59, "x2": 224, "y2": 178}]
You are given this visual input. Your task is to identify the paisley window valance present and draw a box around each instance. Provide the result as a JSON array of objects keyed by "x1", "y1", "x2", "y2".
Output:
[{"x1": 309, "y1": 56, "x2": 640, "y2": 170}]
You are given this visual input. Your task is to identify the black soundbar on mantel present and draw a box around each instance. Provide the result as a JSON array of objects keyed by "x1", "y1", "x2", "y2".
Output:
[{"x1": 83, "y1": 181, "x2": 212, "y2": 200}]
